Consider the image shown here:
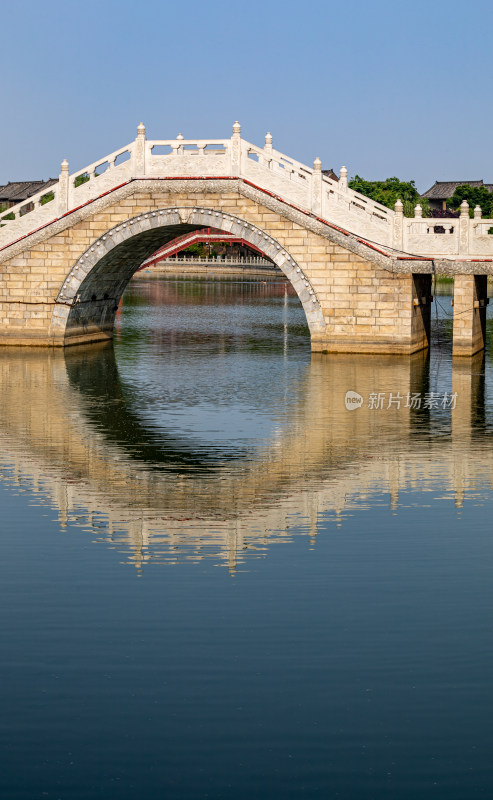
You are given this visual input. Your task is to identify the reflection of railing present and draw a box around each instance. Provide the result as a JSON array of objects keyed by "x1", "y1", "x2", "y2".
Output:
[{"x1": 2, "y1": 121, "x2": 493, "y2": 260}]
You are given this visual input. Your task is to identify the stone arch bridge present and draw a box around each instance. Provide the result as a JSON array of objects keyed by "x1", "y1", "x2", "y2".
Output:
[{"x1": 1, "y1": 123, "x2": 492, "y2": 355}]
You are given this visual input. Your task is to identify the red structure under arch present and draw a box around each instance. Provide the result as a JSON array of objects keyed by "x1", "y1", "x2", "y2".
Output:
[{"x1": 137, "y1": 227, "x2": 267, "y2": 271}]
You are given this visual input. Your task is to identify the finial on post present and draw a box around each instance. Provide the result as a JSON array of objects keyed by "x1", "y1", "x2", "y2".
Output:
[
  {"x1": 232, "y1": 121, "x2": 241, "y2": 135},
  {"x1": 460, "y1": 199, "x2": 470, "y2": 217},
  {"x1": 174, "y1": 133, "x2": 185, "y2": 155},
  {"x1": 474, "y1": 205, "x2": 482, "y2": 219},
  {"x1": 414, "y1": 203, "x2": 422, "y2": 218},
  {"x1": 137, "y1": 122, "x2": 146, "y2": 139},
  {"x1": 60, "y1": 159, "x2": 69, "y2": 173},
  {"x1": 395, "y1": 198, "x2": 404, "y2": 214},
  {"x1": 313, "y1": 157, "x2": 322, "y2": 172},
  {"x1": 265, "y1": 131, "x2": 273, "y2": 148}
]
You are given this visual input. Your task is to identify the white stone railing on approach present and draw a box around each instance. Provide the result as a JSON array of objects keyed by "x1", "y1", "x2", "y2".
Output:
[
  {"x1": 1, "y1": 122, "x2": 493, "y2": 260},
  {"x1": 396, "y1": 200, "x2": 493, "y2": 258}
]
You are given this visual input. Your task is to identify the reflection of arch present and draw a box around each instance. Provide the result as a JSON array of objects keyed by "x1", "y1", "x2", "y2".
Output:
[
  {"x1": 65, "y1": 346, "x2": 249, "y2": 469},
  {"x1": 51, "y1": 208, "x2": 326, "y2": 345},
  {"x1": 0, "y1": 346, "x2": 490, "y2": 568}
]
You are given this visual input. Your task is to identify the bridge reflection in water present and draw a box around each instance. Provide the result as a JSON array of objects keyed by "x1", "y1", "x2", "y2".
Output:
[{"x1": 0, "y1": 344, "x2": 490, "y2": 571}]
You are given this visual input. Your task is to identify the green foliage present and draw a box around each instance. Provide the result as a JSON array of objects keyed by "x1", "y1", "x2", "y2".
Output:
[
  {"x1": 488, "y1": 227, "x2": 493, "y2": 235},
  {"x1": 447, "y1": 185, "x2": 493, "y2": 218},
  {"x1": 182, "y1": 243, "x2": 207, "y2": 257},
  {"x1": 1, "y1": 211, "x2": 15, "y2": 220},
  {"x1": 348, "y1": 175, "x2": 429, "y2": 217},
  {"x1": 40, "y1": 191, "x2": 54, "y2": 205},
  {"x1": 74, "y1": 173, "x2": 90, "y2": 188}
]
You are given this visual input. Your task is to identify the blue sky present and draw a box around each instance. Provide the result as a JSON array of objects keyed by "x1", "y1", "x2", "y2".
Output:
[{"x1": 1, "y1": 0, "x2": 491, "y2": 191}]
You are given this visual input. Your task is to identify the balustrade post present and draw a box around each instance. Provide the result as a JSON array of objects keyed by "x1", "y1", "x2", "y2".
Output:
[
  {"x1": 230, "y1": 121, "x2": 241, "y2": 176},
  {"x1": 413, "y1": 203, "x2": 427, "y2": 235},
  {"x1": 459, "y1": 199, "x2": 470, "y2": 255},
  {"x1": 339, "y1": 165, "x2": 348, "y2": 191},
  {"x1": 258, "y1": 131, "x2": 272, "y2": 168},
  {"x1": 57, "y1": 159, "x2": 70, "y2": 215},
  {"x1": 134, "y1": 122, "x2": 146, "y2": 175},
  {"x1": 311, "y1": 157, "x2": 322, "y2": 215},
  {"x1": 392, "y1": 198, "x2": 404, "y2": 250}
]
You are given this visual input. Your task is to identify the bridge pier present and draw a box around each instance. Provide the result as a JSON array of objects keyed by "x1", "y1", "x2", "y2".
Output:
[
  {"x1": 313, "y1": 271, "x2": 432, "y2": 355},
  {"x1": 452, "y1": 275, "x2": 488, "y2": 356}
]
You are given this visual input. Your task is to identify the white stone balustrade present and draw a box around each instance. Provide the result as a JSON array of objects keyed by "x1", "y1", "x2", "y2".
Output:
[
  {"x1": 402, "y1": 199, "x2": 493, "y2": 257},
  {"x1": 1, "y1": 122, "x2": 493, "y2": 259}
]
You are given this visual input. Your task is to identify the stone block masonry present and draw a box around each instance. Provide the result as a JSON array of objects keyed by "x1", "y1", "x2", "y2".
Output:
[
  {"x1": 0, "y1": 177, "x2": 483, "y2": 355},
  {"x1": 452, "y1": 275, "x2": 488, "y2": 356}
]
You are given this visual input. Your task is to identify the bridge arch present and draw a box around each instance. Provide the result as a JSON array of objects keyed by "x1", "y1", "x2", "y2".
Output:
[{"x1": 50, "y1": 206, "x2": 326, "y2": 346}]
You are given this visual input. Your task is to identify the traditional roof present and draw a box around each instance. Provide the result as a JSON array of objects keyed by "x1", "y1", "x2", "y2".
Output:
[
  {"x1": 422, "y1": 180, "x2": 489, "y2": 200},
  {"x1": 322, "y1": 168, "x2": 339, "y2": 182},
  {"x1": 0, "y1": 179, "x2": 57, "y2": 204}
]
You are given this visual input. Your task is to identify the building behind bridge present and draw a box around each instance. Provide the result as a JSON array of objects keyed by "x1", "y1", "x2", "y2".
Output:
[
  {"x1": 322, "y1": 168, "x2": 339, "y2": 182},
  {"x1": 422, "y1": 180, "x2": 493, "y2": 213},
  {"x1": 0, "y1": 179, "x2": 57, "y2": 212}
]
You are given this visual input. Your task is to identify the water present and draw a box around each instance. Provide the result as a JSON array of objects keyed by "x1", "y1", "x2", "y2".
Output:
[{"x1": 1, "y1": 276, "x2": 493, "y2": 799}]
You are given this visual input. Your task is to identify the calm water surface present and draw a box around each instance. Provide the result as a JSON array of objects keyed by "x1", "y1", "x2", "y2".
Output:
[{"x1": 1, "y1": 276, "x2": 493, "y2": 799}]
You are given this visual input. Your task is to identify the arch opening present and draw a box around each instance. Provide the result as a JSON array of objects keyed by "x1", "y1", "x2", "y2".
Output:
[{"x1": 50, "y1": 207, "x2": 326, "y2": 346}]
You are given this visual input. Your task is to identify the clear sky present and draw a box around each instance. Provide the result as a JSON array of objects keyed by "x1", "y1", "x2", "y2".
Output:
[{"x1": 1, "y1": 0, "x2": 491, "y2": 192}]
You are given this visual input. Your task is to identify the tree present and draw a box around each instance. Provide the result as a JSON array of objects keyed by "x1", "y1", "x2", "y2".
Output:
[
  {"x1": 74, "y1": 173, "x2": 90, "y2": 188},
  {"x1": 182, "y1": 243, "x2": 208, "y2": 257},
  {"x1": 348, "y1": 175, "x2": 428, "y2": 217},
  {"x1": 447, "y1": 185, "x2": 493, "y2": 218},
  {"x1": 40, "y1": 191, "x2": 54, "y2": 205}
]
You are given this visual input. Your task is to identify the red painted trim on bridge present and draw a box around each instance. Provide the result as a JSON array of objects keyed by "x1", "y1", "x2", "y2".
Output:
[
  {"x1": 356, "y1": 239, "x2": 394, "y2": 258},
  {"x1": 0, "y1": 175, "x2": 485, "y2": 265},
  {"x1": 396, "y1": 256, "x2": 434, "y2": 261}
]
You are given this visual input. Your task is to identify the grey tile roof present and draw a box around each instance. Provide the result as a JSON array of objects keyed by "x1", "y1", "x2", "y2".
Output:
[
  {"x1": 422, "y1": 180, "x2": 487, "y2": 199},
  {"x1": 0, "y1": 179, "x2": 57, "y2": 203},
  {"x1": 322, "y1": 169, "x2": 339, "y2": 181}
]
